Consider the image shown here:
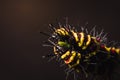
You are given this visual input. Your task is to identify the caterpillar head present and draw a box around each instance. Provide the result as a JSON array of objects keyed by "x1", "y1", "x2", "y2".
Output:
[
  {"x1": 51, "y1": 28, "x2": 72, "y2": 55},
  {"x1": 51, "y1": 27, "x2": 81, "y2": 69}
]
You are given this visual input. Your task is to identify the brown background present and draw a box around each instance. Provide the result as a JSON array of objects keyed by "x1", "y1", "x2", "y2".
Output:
[{"x1": 1, "y1": 0, "x2": 120, "y2": 80}]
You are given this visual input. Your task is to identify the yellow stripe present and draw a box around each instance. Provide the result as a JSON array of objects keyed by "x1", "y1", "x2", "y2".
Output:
[
  {"x1": 60, "y1": 28, "x2": 65, "y2": 31},
  {"x1": 60, "y1": 28, "x2": 69, "y2": 35},
  {"x1": 78, "y1": 32, "x2": 84, "y2": 47},
  {"x1": 82, "y1": 35, "x2": 91, "y2": 49},
  {"x1": 77, "y1": 53, "x2": 81, "y2": 58},
  {"x1": 104, "y1": 46, "x2": 111, "y2": 52},
  {"x1": 86, "y1": 35, "x2": 91, "y2": 46},
  {"x1": 115, "y1": 48, "x2": 120, "y2": 54},
  {"x1": 57, "y1": 31, "x2": 62, "y2": 35},
  {"x1": 68, "y1": 53, "x2": 81, "y2": 68},
  {"x1": 71, "y1": 31, "x2": 79, "y2": 42},
  {"x1": 57, "y1": 29, "x2": 66, "y2": 35},
  {"x1": 61, "y1": 50, "x2": 70, "y2": 59}
]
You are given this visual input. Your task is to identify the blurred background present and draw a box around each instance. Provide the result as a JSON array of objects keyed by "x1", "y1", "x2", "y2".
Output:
[{"x1": 0, "y1": 0, "x2": 120, "y2": 80}]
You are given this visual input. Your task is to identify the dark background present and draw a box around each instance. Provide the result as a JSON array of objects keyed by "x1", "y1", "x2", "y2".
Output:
[{"x1": 1, "y1": 0, "x2": 120, "y2": 80}]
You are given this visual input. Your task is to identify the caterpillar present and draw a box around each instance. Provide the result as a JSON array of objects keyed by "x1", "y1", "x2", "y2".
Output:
[{"x1": 41, "y1": 23, "x2": 120, "y2": 80}]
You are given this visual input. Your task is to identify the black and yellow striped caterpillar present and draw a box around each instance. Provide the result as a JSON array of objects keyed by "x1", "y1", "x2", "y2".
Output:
[{"x1": 41, "y1": 24, "x2": 120, "y2": 80}]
